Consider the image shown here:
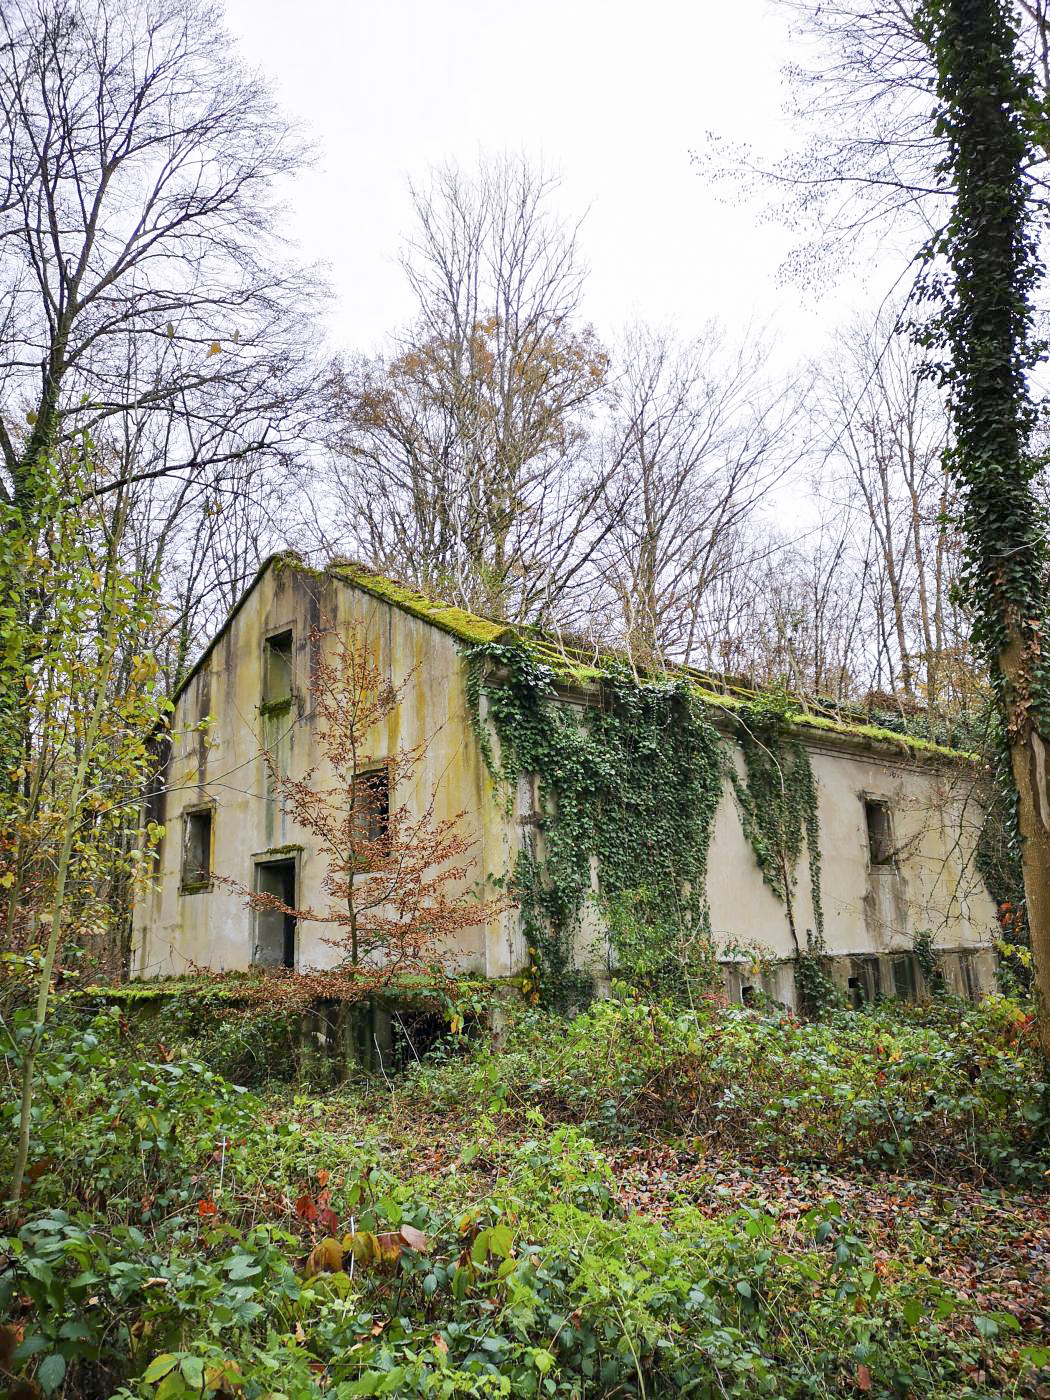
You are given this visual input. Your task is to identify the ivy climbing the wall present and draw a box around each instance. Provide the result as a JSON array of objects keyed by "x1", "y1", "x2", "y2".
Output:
[
  {"x1": 465, "y1": 643, "x2": 726, "y2": 1010},
  {"x1": 730, "y1": 693, "x2": 824, "y2": 946},
  {"x1": 729, "y1": 693, "x2": 833, "y2": 1014}
]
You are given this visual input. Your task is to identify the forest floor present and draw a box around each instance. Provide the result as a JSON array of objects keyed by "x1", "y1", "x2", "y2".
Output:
[{"x1": 3, "y1": 988, "x2": 1050, "y2": 1398}]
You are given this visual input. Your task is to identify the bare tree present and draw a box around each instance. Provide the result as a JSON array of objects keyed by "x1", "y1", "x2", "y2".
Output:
[
  {"x1": 700, "y1": 1, "x2": 1050, "y2": 286},
  {"x1": 811, "y1": 311, "x2": 973, "y2": 715},
  {"x1": 319, "y1": 156, "x2": 613, "y2": 625},
  {"x1": 0, "y1": 0, "x2": 321, "y2": 518},
  {"x1": 592, "y1": 323, "x2": 804, "y2": 666},
  {"x1": 688, "y1": 509, "x2": 874, "y2": 702}
]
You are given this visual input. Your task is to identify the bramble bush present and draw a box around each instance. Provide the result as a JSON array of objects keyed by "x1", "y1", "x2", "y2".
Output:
[{"x1": 408, "y1": 994, "x2": 1050, "y2": 1182}]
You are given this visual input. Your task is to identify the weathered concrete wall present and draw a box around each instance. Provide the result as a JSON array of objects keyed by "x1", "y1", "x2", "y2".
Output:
[
  {"x1": 132, "y1": 564, "x2": 522, "y2": 979},
  {"x1": 135, "y1": 563, "x2": 998, "y2": 1003},
  {"x1": 702, "y1": 736, "x2": 996, "y2": 1004}
]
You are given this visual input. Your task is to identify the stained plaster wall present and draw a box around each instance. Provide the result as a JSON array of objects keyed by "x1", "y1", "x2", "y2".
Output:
[
  {"x1": 132, "y1": 564, "x2": 522, "y2": 979},
  {"x1": 702, "y1": 736, "x2": 997, "y2": 1002},
  {"x1": 135, "y1": 563, "x2": 998, "y2": 1000}
]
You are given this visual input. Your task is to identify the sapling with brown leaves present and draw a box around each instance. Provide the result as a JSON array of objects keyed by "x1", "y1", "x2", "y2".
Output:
[{"x1": 230, "y1": 623, "x2": 511, "y2": 1005}]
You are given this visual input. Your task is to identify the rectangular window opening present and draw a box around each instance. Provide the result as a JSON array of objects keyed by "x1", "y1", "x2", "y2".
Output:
[
  {"x1": 353, "y1": 767, "x2": 390, "y2": 851},
  {"x1": 263, "y1": 629, "x2": 293, "y2": 707},
  {"x1": 181, "y1": 808, "x2": 212, "y2": 889},
  {"x1": 848, "y1": 956, "x2": 881, "y2": 1009},
  {"x1": 864, "y1": 799, "x2": 895, "y2": 867},
  {"x1": 253, "y1": 858, "x2": 296, "y2": 968},
  {"x1": 961, "y1": 953, "x2": 978, "y2": 1002},
  {"x1": 892, "y1": 954, "x2": 918, "y2": 1003}
]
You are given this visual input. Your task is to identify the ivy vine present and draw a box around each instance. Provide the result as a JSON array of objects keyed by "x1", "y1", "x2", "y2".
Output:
[
  {"x1": 465, "y1": 644, "x2": 725, "y2": 1010},
  {"x1": 730, "y1": 696, "x2": 824, "y2": 948},
  {"x1": 730, "y1": 695, "x2": 834, "y2": 1015},
  {"x1": 466, "y1": 645, "x2": 835, "y2": 1015}
]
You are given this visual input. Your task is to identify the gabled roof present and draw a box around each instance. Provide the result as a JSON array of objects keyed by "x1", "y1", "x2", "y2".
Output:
[
  {"x1": 172, "y1": 553, "x2": 512, "y2": 704},
  {"x1": 171, "y1": 553, "x2": 974, "y2": 765}
]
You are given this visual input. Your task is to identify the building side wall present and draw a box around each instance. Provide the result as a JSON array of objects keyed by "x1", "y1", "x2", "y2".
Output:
[
  {"x1": 132, "y1": 566, "x2": 521, "y2": 979},
  {"x1": 701, "y1": 740, "x2": 997, "y2": 1002}
]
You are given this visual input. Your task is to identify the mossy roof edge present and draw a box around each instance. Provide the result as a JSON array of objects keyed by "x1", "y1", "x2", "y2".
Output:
[
  {"x1": 326, "y1": 564, "x2": 513, "y2": 644},
  {"x1": 172, "y1": 555, "x2": 512, "y2": 706},
  {"x1": 692, "y1": 689, "x2": 977, "y2": 763},
  {"x1": 485, "y1": 635, "x2": 977, "y2": 764}
]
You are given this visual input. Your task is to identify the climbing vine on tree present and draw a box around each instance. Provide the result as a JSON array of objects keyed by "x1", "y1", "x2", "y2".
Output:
[
  {"x1": 465, "y1": 644, "x2": 726, "y2": 1009},
  {"x1": 917, "y1": 0, "x2": 1050, "y2": 1047}
]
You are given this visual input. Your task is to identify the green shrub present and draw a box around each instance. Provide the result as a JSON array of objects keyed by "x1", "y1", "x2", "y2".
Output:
[
  {"x1": 409, "y1": 995, "x2": 1050, "y2": 1182},
  {"x1": 3, "y1": 997, "x2": 1045, "y2": 1399}
]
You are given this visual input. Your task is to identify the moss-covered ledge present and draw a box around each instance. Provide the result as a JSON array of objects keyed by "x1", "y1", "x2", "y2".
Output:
[{"x1": 327, "y1": 563, "x2": 515, "y2": 646}]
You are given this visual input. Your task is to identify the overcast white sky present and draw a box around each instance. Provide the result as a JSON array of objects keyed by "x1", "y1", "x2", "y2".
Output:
[{"x1": 220, "y1": 0, "x2": 877, "y2": 366}]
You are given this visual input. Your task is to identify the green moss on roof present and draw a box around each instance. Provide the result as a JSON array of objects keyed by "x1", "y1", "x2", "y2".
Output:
[
  {"x1": 181, "y1": 555, "x2": 974, "y2": 766},
  {"x1": 328, "y1": 564, "x2": 513, "y2": 645},
  {"x1": 473, "y1": 633, "x2": 976, "y2": 763},
  {"x1": 782, "y1": 711, "x2": 976, "y2": 761}
]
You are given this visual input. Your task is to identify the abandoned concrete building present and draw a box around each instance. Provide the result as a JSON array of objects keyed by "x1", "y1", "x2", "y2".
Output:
[{"x1": 132, "y1": 554, "x2": 999, "y2": 1006}]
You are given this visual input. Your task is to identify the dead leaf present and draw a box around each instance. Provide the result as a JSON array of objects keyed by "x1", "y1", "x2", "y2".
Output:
[
  {"x1": 376, "y1": 1231, "x2": 403, "y2": 1266},
  {"x1": 305, "y1": 1237, "x2": 345, "y2": 1278},
  {"x1": 399, "y1": 1223, "x2": 428, "y2": 1252},
  {"x1": 295, "y1": 1192, "x2": 318, "y2": 1223},
  {"x1": 856, "y1": 1364, "x2": 872, "y2": 1392}
]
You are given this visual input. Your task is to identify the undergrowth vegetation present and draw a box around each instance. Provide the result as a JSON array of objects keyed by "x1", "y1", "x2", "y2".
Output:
[{"x1": 2, "y1": 991, "x2": 1050, "y2": 1398}]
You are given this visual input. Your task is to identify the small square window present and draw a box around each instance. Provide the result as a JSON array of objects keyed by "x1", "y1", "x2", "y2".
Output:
[
  {"x1": 353, "y1": 768, "x2": 390, "y2": 850},
  {"x1": 263, "y1": 630, "x2": 293, "y2": 706},
  {"x1": 864, "y1": 799, "x2": 895, "y2": 867},
  {"x1": 182, "y1": 808, "x2": 212, "y2": 889}
]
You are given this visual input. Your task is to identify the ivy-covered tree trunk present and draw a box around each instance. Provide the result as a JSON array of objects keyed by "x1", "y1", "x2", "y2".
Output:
[
  {"x1": 1003, "y1": 654, "x2": 1050, "y2": 1044},
  {"x1": 920, "y1": 0, "x2": 1050, "y2": 1049}
]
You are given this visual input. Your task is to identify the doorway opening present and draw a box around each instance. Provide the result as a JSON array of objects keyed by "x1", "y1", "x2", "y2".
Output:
[{"x1": 253, "y1": 857, "x2": 297, "y2": 968}]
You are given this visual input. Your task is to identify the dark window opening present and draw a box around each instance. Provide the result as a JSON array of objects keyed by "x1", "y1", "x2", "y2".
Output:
[
  {"x1": 741, "y1": 984, "x2": 756, "y2": 1007},
  {"x1": 960, "y1": 953, "x2": 978, "y2": 1002},
  {"x1": 353, "y1": 767, "x2": 390, "y2": 849},
  {"x1": 865, "y1": 799, "x2": 895, "y2": 866},
  {"x1": 849, "y1": 956, "x2": 881, "y2": 1008},
  {"x1": 263, "y1": 630, "x2": 293, "y2": 706},
  {"x1": 182, "y1": 808, "x2": 212, "y2": 888},
  {"x1": 892, "y1": 954, "x2": 918, "y2": 1002},
  {"x1": 253, "y1": 858, "x2": 296, "y2": 968}
]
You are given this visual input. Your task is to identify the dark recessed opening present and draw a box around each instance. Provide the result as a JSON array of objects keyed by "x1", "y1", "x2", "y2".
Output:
[
  {"x1": 864, "y1": 799, "x2": 894, "y2": 866},
  {"x1": 353, "y1": 767, "x2": 390, "y2": 850},
  {"x1": 253, "y1": 858, "x2": 296, "y2": 968},
  {"x1": 892, "y1": 953, "x2": 918, "y2": 1002},
  {"x1": 182, "y1": 809, "x2": 212, "y2": 888},
  {"x1": 263, "y1": 630, "x2": 293, "y2": 706}
]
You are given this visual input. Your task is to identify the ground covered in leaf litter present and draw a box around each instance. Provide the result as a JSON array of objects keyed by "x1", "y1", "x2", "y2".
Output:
[
  {"x1": 283, "y1": 1092, "x2": 1050, "y2": 1353},
  {"x1": 608, "y1": 1145, "x2": 1050, "y2": 1330}
]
